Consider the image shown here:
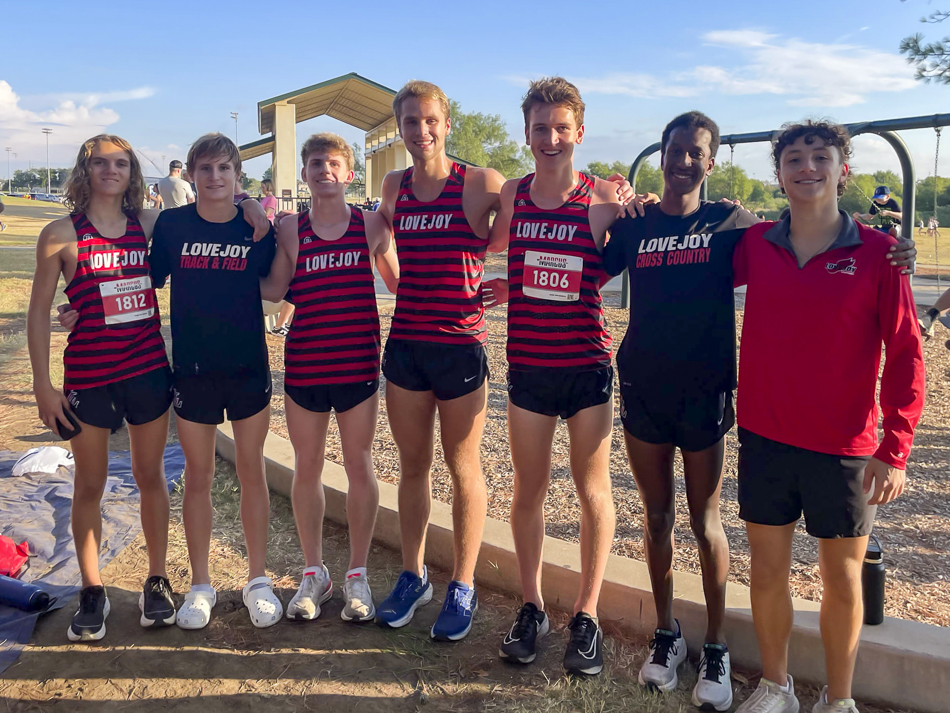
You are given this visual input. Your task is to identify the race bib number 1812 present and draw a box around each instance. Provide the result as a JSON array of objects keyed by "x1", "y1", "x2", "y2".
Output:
[{"x1": 99, "y1": 276, "x2": 156, "y2": 325}]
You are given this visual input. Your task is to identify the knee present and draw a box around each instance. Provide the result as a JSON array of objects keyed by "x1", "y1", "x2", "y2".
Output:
[
  {"x1": 820, "y1": 566, "x2": 862, "y2": 600},
  {"x1": 294, "y1": 454, "x2": 326, "y2": 482},
  {"x1": 688, "y1": 511, "x2": 722, "y2": 547},
  {"x1": 513, "y1": 481, "x2": 547, "y2": 512},
  {"x1": 134, "y1": 467, "x2": 167, "y2": 494},
  {"x1": 73, "y1": 477, "x2": 106, "y2": 502},
  {"x1": 645, "y1": 510, "x2": 675, "y2": 541},
  {"x1": 399, "y1": 452, "x2": 433, "y2": 479},
  {"x1": 750, "y1": 560, "x2": 791, "y2": 592},
  {"x1": 183, "y1": 468, "x2": 214, "y2": 496}
]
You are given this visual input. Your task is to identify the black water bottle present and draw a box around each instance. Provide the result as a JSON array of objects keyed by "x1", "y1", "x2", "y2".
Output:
[{"x1": 862, "y1": 535, "x2": 885, "y2": 625}]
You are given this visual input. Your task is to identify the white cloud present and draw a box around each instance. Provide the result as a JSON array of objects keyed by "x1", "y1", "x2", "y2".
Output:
[{"x1": 571, "y1": 28, "x2": 917, "y2": 108}]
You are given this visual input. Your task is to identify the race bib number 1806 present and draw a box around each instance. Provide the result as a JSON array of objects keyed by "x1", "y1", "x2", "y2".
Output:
[
  {"x1": 99, "y1": 276, "x2": 156, "y2": 325},
  {"x1": 522, "y1": 250, "x2": 583, "y2": 302}
]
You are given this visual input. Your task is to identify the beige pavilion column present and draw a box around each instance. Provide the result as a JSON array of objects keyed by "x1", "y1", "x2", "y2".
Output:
[{"x1": 272, "y1": 101, "x2": 297, "y2": 198}]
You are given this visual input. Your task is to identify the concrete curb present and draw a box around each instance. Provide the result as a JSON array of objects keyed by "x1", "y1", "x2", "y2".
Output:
[{"x1": 217, "y1": 422, "x2": 949, "y2": 713}]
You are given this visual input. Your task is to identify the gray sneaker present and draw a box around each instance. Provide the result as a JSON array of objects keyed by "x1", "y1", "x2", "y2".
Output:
[
  {"x1": 736, "y1": 675, "x2": 800, "y2": 713},
  {"x1": 812, "y1": 686, "x2": 859, "y2": 713},
  {"x1": 341, "y1": 572, "x2": 375, "y2": 622}
]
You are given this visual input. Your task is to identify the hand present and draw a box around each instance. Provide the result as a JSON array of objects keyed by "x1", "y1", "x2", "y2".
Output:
[
  {"x1": 863, "y1": 457, "x2": 905, "y2": 505},
  {"x1": 720, "y1": 197, "x2": 742, "y2": 209},
  {"x1": 889, "y1": 238, "x2": 916, "y2": 274},
  {"x1": 623, "y1": 192, "x2": 661, "y2": 219},
  {"x1": 606, "y1": 173, "x2": 634, "y2": 205},
  {"x1": 482, "y1": 278, "x2": 509, "y2": 309},
  {"x1": 34, "y1": 383, "x2": 74, "y2": 436},
  {"x1": 852, "y1": 212, "x2": 861, "y2": 220},
  {"x1": 240, "y1": 199, "x2": 271, "y2": 242},
  {"x1": 56, "y1": 304, "x2": 79, "y2": 332}
]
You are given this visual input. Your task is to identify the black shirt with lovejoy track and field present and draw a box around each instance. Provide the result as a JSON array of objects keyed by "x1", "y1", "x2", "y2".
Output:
[
  {"x1": 149, "y1": 203, "x2": 276, "y2": 375},
  {"x1": 603, "y1": 201, "x2": 759, "y2": 396}
]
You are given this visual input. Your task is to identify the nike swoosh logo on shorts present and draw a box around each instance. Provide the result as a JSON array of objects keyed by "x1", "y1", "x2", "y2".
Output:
[{"x1": 464, "y1": 375, "x2": 477, "y2": 383}]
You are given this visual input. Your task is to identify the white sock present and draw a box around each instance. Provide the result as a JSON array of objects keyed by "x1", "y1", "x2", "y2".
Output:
[
  {"x1": 303, "y1": 564, "x2": 326, "y2": 578},
  {"x1": 346, "y1": 567, "x2": 368, "y2": 579},
  {"x1": 190, "y1": 583, "x2": 214, "y2": 595},
  {"x1": 771, "y1": 677, "x2": 791, "y2": 694}
]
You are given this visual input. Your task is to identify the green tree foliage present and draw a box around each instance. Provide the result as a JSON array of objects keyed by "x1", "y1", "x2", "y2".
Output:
[
  {"x1": 446, "y1": 100, "x2": 533, "y2": 178},
  {"x1": 585, "y1": 160, "x2": 664, "y2": 196},
  {"x1": 261, "y1": 166, "x2": 272, "y2": 182},
  {"x1": 899, "y1": 7, "x2": 950, "y2": 83},
  {"x1": 706, "y1": 162, "x2": 754, "y2": 204},
  {"x1": 13, "y1": 168, "x2": 69, "y2": 191}
]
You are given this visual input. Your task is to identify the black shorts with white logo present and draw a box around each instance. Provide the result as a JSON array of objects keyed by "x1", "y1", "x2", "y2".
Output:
[
  {"x1": 382, "y1": 339, "x2": 488, "y2": 401},
  {"x1": 172, "y1": 366, "x2": 271, "y2": 425},
  {"x1": 737, "y1": 427, "x2": 876, "y2": 539},
  {"x1": 66, "y1": 366, "x2": 173, "y2": 432},
  {"x1": 618, "y1": 381, "x2": 734, "y2": 452},
  {"x1": 285, "y1": 379, "x2": 378, "y2": 414},
  {"x1": 507, "y1": 367, "x2": 613, "y2": 420}
]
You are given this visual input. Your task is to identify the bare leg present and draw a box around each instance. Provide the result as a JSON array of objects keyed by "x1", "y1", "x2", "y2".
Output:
[
  {"x1": 682, "y1": 438, "x2": 729, "y2": 644},
  {"x1": 231, "y1": 406, "x2": 272, "y2": 581},
  {"x1": 623, "y1": 432, "x2": 676, "y2": 631},
  {"x1": 507, "y1": 402, "x2": 558, "y2": 608},
  {"x1": 436, "y1": 383, "x2": 487, "y2": 586},
  {"x1": 386, "y1": 382, "x2": 436, "y2": 576},
  {"x1": 336, "y1": 392, "x2": 380, "y2": 570},
  {"x1": 818, "y1": 536, "x2": 868, "y2": 701},
  {"x1": 69, "y1": 420, "x2": 111, "y2": 588},
  {"x1": 565, "y1": 400, "x2": 614, "y2": 616},
  {"x1": 127, "y1": 409, "x2": 172, "y2": 579},
  {"x1": 177, "y1": 418, "x2": 218, "y2": 586},
  {"x1": 746, "y1": 521, "x2": 797, "y2": 685},
  {"x1": 285, "y1": 394, "x2": 330, "y2": 568},
  {"x1": 275, "y1": 301, "x2": 295, "y2": 330}
]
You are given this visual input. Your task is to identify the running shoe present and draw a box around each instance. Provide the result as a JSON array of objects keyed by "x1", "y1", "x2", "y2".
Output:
[
  {"x1": 563, "y1": 611, "x2": 603, "y2": 676},
  {"x1": 431, "y1": 581, "x2": 477, "y2": 641},
  {"x1": 375, "y1": 568, "x2": 433, "y2": 628},
  {"x1": 692, "y1": 643, "x2": 733, "y2": 711},
  {"x1": 811, "y1": 686, "x2": 858, "y2": 713},
  {"x1": 286, "y1": 564, "x2": 333, "y2": 621},
  {"x1": 735, "y1": 675, "x2": 800, "y2": 713},
  {"x1": 270, "y1": 325, "x2": 289, "y2": 337},
  {"x1": 639, "y1": 622, "x2": 688, "y2": 691},
  {"x1": 139, "y1": 575, "x2": 176, "y2": 627},
  {"x1": 499, "y1": 602, "x2": 549, "y2": 664},
  {"x1": 67, "y1": 585, "x2": 110, "y2": 642},
  {"x1": 341, "y1": 571, "x2": 375, "y2": 622}
]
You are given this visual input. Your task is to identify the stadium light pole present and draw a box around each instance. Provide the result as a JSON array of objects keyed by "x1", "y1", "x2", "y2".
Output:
[
  {"x1": 12, "y1": 153, "x2": 17, "y2": 191},
  {"x1": 230, "y1": 112, "x2": 239, "y2": 145},
  {"x1": 42, "y1": 128, "x2": 52, "y2": 194},
  {"x1": 5, "y1": 148, "x2": 10, "y2": 193}
]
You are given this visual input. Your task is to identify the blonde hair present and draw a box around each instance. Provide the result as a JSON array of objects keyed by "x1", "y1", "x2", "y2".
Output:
[
  {"x1": 392, "y1": 80, "x2": 450, "y2": 125},
  {"x1": 186, "y1": 132, "x2": 242, "y2": 177},
  {"x1": 63, "y1": 134, "x2": 145, "y2": 215},
  {"x1": 300, "y1": 133, "x2": 355, "y2": 172},
  {"x1": 521, "y1": 77, "x2": 585, "y2": 128},
  {"x1": 260, "y1": 178, "x2": 274, "y2": 194}
]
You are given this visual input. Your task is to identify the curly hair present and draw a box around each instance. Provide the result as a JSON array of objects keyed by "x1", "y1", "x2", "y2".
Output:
[
  {"x1": 521, "y1": 76, "x2": 585, "y2": 128},
  {"x1": 772, "y1": 120, "x2": 852, "y2": 197},
  {"x1": 661, "y1": 111, "x2": 721, "y2": 159},
  {"x1": 63, "y1": 134, "x2": 146, "y2": 215}
]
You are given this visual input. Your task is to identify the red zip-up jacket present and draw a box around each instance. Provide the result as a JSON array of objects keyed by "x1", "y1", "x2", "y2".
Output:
[{"x1": 733, "y1": 214, "x2": 924, "y2": 469}]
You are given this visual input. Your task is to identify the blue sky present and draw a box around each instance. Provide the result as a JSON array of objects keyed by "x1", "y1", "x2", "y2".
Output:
[{"x1": 2, "y1": 0, "x2": 947, "y2": 183}]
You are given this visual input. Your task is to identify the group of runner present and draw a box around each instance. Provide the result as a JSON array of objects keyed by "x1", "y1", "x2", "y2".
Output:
[{"x1": 28, "y1": 76, "x2": 924, "y2": 713}]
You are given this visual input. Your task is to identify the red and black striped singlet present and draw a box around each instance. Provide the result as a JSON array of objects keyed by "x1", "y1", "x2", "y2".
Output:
[
  {"x1": 63, "y1": 212, "x2": 167, "y2": 391},
  {"x1": 506, "y1": 172, "x2": 612, "y2": 370},
  {"x1": 390, "y1": 162, "x2": 486, "y2": 345},
  {"x1": 284, "y1": 208, "x2": 381, "y2": 387}
]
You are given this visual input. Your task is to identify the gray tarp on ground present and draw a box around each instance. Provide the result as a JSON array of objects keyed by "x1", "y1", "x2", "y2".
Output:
[{"x1": 0, "y1": 446, "x2": 185, "y2": 674}]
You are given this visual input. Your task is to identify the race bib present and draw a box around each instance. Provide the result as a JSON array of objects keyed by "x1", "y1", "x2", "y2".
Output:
[
  {"x1": 99, "y1": 276, "x2": 156, "y2": 325},
  {"x1": 522, "y1": 251, "x2": 582, "y2": 302}
]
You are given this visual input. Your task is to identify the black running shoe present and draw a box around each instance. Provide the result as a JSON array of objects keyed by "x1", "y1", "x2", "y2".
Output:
[
  {"x1": 67, "y1": 585, "x2": 110, "y2": 642},
  {"x1": 139, "y1": 575, "x2": 176, "y2": 627},
  {"x1": 563, "y1": 611, "x2": 603, "y2": 676},
  {"x1": 499, "y1": 602, "x2": 550, "y2": 664}
]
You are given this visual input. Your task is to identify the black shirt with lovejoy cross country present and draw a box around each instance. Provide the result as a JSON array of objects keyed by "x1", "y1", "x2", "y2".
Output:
[
  {"x1": 603, "y1": 201, "x2": 759, "y2": 396},
  {"x1": 150, "y1": 203, "x2": 276, "y2": 375}
]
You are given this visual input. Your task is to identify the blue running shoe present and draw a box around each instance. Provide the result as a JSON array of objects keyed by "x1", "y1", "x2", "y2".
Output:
[
  {"x1": 375, "y1": 568, "x2": 433, "y2": 628},
  {"x1": 431, "y1": 581, "x2": 478, "y2": 641}
]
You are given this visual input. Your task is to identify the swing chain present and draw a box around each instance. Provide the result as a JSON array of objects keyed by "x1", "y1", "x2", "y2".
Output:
[{"x1": 933, "y1": 127, "x2": 941, "y2": 289}]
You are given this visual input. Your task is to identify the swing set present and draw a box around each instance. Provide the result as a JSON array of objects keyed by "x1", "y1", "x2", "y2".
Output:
[{"x1": 624, "y1": 113, "x2": 950, "y2": 303}]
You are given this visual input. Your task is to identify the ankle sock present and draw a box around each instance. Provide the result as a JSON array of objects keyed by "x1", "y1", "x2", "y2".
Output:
[
  {"x1": 346, "y1": 567, "x2": 367, "y2": 579},
  {"x1": 191, "y1": 583, "x2": 214, "y2": 595}
]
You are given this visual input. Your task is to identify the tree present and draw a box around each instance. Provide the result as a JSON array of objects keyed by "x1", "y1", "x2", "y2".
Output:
[
  {"x1": 261, "y1": 166, "x2": 272, "y2": 182},
  {"x1": 446, "y1": 100, "x2": 533, "y2": 178},
  {"x1": 585, "y1": 160, "x2": 664, "y2": 196},
  {"x1": 872, "y1": 170, "x2": 903, "y2": 198},
  {"x1": 706, "y1": 162, "x2": 753, "y2": 204},
  {"x1": 899, "y1": 6, "x2": 950, "y2": 83}
]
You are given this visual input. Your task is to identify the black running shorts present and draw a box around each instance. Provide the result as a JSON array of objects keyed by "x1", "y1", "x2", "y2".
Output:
[
  {"x1": 382, "y1": 339, "x2": 488, "y2": 401},
  {"x1": 619, "y1": 381, "x2": 734, "y2": 452},
  {"x1": 737, "y1": 427, "x2": 876, "y2": 538},
  {"x1": 172, "y1": 367, "x2": 271, "y2": 425},
  {"x1": 507, "y1": 367, "x2": 613, "y2": 420},
  {"x1": 66, "y1": 366, "x2": 173, "y2": 431},
  {"x1": 285, "y1": 379, "x2": 378, "y2": 414}
]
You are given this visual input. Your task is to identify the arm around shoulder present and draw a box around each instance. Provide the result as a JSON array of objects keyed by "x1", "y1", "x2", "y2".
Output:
[
  {"x1": 366, "y1": 210, "x2": 399, "y2": 293},
  {"x1": 488, "y1": 179, "x2": 519, "y2": 254}
]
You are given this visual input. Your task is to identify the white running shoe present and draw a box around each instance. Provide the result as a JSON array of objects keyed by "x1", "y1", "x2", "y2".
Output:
[
  {"x1": 811, "y1": 686, "x2": 858, "y2": 713},
  {"x1": 638, "y1": 623, "x2": 688, "y2": 691},
  {"x1": 735, "y1": 675, "x2": 800, "y2": 713},
  {"x1": 341, "y1": 571, "x2": 375, "y2": 622},
  {"x1": 286, "y1": 565, "x2": 333, "y2": 621},
  {"x1": 692, "y1": 643, "x2": 733, "y2": 711}
]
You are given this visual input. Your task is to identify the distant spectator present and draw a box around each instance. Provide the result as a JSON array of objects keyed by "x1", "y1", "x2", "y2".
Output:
[
  {"x1": 233, "y1": 180, "x2": 250, "y2": 205},
  {"x1": 150, "y1": 184, "x2": 163, "y2": 210},
  {"x1": 0, "y1": 193, "x2": 5, "y2": 232},
  {"x1": 260, "y1": 179, "x2": 277, "y2": 223},
  {"x1": 157, "y1": 160, "x2": 195, "y2": 208},
  {"x1": 853, "y1": 185, "x2": 901, "y2": 238}
]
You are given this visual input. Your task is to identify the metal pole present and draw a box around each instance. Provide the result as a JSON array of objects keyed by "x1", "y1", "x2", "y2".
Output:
[
  {"x1": 42, "y1": 128, "x2": 52, "y2": 193},
  {"x1": 231, "y1": 112, "x2": 239, "y2": 145},
  {"x1": 12, "y1": 153, "x2": 16, "y2": 191},
  {"x1": 5, "y1": 148, "x2": 10, "y2": 193}
]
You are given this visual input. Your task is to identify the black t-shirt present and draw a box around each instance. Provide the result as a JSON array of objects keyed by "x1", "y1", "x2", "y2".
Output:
[
  {"x1": 603, "y1": 201, "x2": 759, "y2": 396},
  {"x1": 150, "y1": 203, "x2": 276, "y2": 374},
  {"x1": 869, "y1": 198, "x2": 901, "y2": 226}
]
